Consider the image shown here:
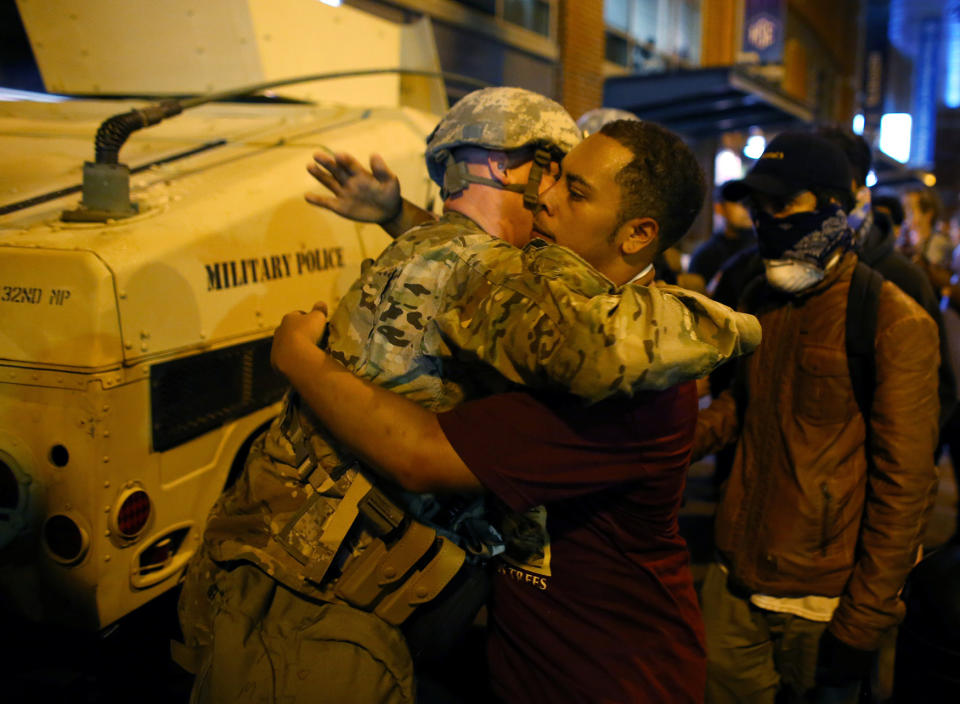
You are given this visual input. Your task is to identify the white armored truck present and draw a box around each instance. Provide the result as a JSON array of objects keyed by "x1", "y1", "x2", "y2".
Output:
[{"x1": 0, "y1": 0, "x2": 450, "y2": 630}]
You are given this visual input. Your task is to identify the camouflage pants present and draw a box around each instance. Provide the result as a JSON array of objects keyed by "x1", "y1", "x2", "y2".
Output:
[{"x1": 177, "y1": 548, "x2": 416, "y2": 704}]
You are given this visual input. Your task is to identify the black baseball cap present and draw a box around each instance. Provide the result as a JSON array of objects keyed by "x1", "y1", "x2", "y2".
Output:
[{"x1": 721, "y1": 131, "x2": 852, "y2": 202}]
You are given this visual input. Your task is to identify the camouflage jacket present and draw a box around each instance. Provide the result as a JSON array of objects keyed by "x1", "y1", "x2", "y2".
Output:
[{"x1": 202, "y1": 211, "x2": 761, "y2": 599}]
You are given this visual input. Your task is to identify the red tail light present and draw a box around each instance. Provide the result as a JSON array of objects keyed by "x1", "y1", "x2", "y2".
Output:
[{"x1": 116, "y1": 489, "x2": 151, "y2": 538}]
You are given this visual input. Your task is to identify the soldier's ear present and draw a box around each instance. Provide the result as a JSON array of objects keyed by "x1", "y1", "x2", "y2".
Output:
[
  {"x1": 619, "y1": 217, "x2": 658, "y2": 256},
  {"x1": 486, "y1": 150, "x2": 510, "y2": 184}
]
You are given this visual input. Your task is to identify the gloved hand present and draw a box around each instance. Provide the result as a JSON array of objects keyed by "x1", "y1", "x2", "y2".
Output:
[{"x1": 815, "y1": 629, "x2": 875, "y2": 687}]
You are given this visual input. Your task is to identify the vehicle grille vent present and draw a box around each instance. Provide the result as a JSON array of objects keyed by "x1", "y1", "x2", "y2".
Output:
[{"x1": 150, "y1": 337, "x2": 288, "y2": 452}]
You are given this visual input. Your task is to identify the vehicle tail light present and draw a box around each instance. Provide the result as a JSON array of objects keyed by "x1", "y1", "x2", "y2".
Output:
[
  {"x1": 115, "y1": 489, "x2": 151, "y2": 539},
  {"x1": 44, "y1": 513, "x2": 89, "y2": 564}
]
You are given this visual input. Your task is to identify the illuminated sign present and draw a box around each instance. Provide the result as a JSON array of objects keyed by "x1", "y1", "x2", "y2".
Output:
[{"x1": 879, "y1": 113, "x2": 912, "y2": 163}]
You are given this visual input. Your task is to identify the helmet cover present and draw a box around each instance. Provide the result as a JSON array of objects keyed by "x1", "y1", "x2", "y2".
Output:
[{"x1": 425, "y1": 86, "x2": 581, "y2": 186}]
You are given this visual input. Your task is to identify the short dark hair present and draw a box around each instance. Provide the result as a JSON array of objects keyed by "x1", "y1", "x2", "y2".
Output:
[
  {"x1": 816, "y1": 125, "x2": 872, "y2": 188},
  {"x1": 599, "y1": 119, "x2": 706, "y2": 252},
  {"x1": 872, "y1": 195, "x2": 905, "y2": 226}
]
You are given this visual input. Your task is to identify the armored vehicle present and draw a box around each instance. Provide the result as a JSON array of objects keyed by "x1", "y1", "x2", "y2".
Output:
[{"x1": 0, "y1": 0, "x2": 448, "y2": 630}]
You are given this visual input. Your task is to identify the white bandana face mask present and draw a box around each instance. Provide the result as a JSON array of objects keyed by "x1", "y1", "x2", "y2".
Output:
[
  {"x1": 763, "y1": 258, "x2": 825, "y2": 293},
  {"x1": 763, "y1": 251, "x2": 841, "y2": 294}
]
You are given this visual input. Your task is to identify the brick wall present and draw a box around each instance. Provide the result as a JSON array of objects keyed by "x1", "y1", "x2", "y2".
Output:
[
  {"x1": 701, "y1": 0, "x2": 739, "y2": 67},
  {"x1": 556, "y1": 0, "x2": 605, "y2": 120}
]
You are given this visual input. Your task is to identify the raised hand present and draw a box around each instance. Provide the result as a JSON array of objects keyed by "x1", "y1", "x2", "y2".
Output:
[{"x1": 305, "y1": 151, "x2": 402, "y2": 224}]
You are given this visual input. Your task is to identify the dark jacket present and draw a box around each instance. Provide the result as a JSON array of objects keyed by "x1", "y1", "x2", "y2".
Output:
[{"x1": 695, "y1": 252, "x2": 940, "y2": 651}]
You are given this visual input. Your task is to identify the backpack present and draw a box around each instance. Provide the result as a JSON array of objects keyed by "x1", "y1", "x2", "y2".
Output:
[{"x1": 734, "y1": 260, "x2": 884, "y2": 425}]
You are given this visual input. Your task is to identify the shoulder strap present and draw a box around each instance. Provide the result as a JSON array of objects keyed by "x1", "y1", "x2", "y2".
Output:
[
  {"x1": 846, "y1": 261, "x2": 884, "y2": 421},
  {"x1": 732, "y1": 273, "x2": 770, "y2": 430}
]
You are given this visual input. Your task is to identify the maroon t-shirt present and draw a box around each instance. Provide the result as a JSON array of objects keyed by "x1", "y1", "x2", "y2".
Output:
[{"x1": 437, "y1": 383, "x2": 706, "y2": 704}]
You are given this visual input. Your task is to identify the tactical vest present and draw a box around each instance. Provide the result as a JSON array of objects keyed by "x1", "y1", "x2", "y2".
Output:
[{"x1": 202, "y1": 214, "x2": 518, "y2": 630}]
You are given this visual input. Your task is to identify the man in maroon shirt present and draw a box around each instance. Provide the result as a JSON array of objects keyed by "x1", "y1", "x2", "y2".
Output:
[{"x1": 440, "y1": 387, "x2": 705, "y2": 703}]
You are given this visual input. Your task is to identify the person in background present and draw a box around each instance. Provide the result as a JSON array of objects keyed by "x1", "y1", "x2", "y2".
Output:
[
  {"x1": 902, "y1": 187, "x2": 952, "y2": 277},
  {"x1": 816, "y1": 126, "x2": 956, "y2": 429},
  {"x1": 687, "y1": 188, "x2": 756, "y2": 293},
  {"x1": 695, "y1": 131, "x2": 939, "y2": 703},
  {"x1": 815, "y1": 126, "x2": 957, "y2": 701},
  {"x1": 872, "y1": 194, "x2": 905, "y2": 241}
]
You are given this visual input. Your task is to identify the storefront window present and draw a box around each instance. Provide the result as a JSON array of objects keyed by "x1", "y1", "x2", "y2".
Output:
[
  {"x1": 605, "y1": 0, "x2": 699, "y2": 70},
  {"x1": 451, "y1": 0, "x2": 553, "y2": 38},
  {"x1": 453, "y1": 0, "x2": 496, "y2": 15},
  {"x1": 605, "y1": 0, "x2": 630, "y2": 33},
  {"x1": 503, "y1": 0, "x2": 551, "y2": 37}
]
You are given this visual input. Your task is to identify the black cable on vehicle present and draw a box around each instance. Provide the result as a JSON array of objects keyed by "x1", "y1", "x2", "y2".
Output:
[{"x1": 94, "y1": 69, "x2": 487, "y2": 165}]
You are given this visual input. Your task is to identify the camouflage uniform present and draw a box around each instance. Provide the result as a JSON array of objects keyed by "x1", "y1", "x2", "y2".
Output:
[{"x1": 178, "y1": 209, "x2": 760, "y2": 703}]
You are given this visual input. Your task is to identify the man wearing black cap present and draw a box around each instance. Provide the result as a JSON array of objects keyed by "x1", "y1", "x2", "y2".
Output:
[{"x1": 693, "y1": 131, "x2": 940, "y2": 703}]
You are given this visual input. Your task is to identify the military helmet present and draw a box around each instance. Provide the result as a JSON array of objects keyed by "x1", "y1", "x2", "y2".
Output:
[
  {"x1": 425, "y1": 87, "x2": 581, "y2": 188},
  {"x1": 576, "y1": 108, "x2": 640, "y2": 137}
]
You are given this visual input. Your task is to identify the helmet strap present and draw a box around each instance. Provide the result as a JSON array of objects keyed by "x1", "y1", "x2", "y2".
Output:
[
  {"x1": 439, "y1": 152, "x2": 527, "y2": 200},
  {"x1": 522, "y1": 148, "x2": 554, "y2": 212}
]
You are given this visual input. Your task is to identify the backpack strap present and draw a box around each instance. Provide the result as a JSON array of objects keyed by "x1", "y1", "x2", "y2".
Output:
[
  {"x1": 732, "y1": 272, "x2": 771, "y2": 430},
  {"x1": 846, "y1": 261, "x2": 884, "y2": 422}
]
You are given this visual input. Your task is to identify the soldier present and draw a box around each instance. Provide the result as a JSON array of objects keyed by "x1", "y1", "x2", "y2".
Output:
[{"x1": 176, "y1": 88, "x2": 760, "y2": 704}]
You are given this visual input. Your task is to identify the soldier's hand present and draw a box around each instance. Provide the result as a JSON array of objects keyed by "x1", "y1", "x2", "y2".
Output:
[
  {"x1": 305, "y1": 151, "x2": 402, "y2": 224},
  {"x1": 271, "y1": 303, "x2": 330, "y2": 376}
]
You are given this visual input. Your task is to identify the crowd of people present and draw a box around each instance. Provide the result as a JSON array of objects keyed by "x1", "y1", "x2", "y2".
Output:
[{"x1": 172, "y1": 86, "x2": 958, "y2": 703}]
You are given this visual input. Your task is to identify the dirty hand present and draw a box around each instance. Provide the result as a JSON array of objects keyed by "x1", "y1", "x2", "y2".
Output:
[
  {"x1": 271, "y1": 302, "x2": 329, "y2": 376},
  {"x1": 305, "y1": 151, "x2": 402, "y2": 223}
]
